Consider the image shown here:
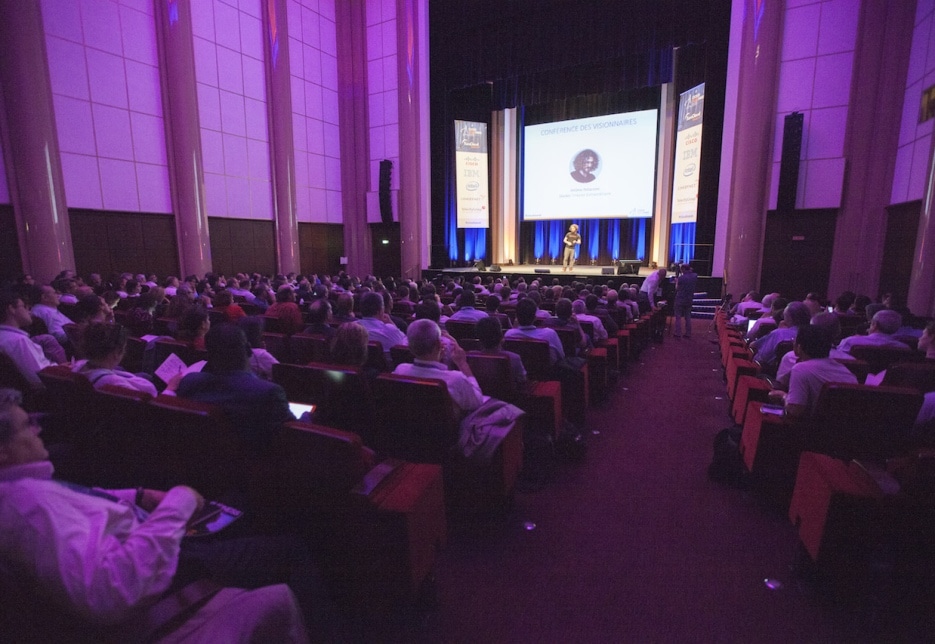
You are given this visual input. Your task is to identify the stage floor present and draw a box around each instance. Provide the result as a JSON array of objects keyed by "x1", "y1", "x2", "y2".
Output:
[{"x1": 425, "y1": 264, "x2": 724, "y2": 298}]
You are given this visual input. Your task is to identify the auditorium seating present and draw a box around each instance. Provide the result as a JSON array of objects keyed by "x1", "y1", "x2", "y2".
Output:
[
  {"x1": 271, "y1": 362, "x2": 376, "y2": 436},
  {"x1": 466, "y1": 351, "x2": 563, "y2": 440},
  {"x1": 847, "y1": 344, "x2": 922, "y2": 375},
  {"x1": 505, "y1": 336, "x2": 588, "y2": 425},
  {"x1": 290, "y1": 332, "x2": 330, "y2": 364},
  {"x1": 739, "y1": 384, "x2": 923, "y2": 507},
  {"x1": 371, "y1": 373, "x2": 524, "y2": 511}
]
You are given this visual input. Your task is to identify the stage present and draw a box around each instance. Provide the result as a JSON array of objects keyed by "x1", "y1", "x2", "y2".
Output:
[{"x1": 423, "y1": 264, "x2": 724, "y2": 298}]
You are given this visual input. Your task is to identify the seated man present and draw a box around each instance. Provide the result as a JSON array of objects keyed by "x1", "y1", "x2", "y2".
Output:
[
  {"x1": 484, "y1": 294, "x2": 512, "y2": 329},
  {"x1": 76, "y1": 322, "x2": 171, "y2": 397},
  {"x1": 836, "y1": 309, "x2": 913, "y2": 354},
  {"x1": 508, "y1": 298, "x2": 565, "y2": 365},
  {"x1": 303, "y1": 298, "x2": 337, "y2": 341},
  {"x1": 29, "y1": 285, "x2": 75, "y2": 347},
  {"x1": 393, "y1": 319, "x2": 484, "y2": 418},
  {"x1": 177, "y1": 324, "x2": 294, "y2": 451},
  {"x1": 0, "y1": 289, "x2": 56, "y2": 386},
  {"x1": 356, "y1": 291, "x2": 408, "y2": 363},
  {"x1": 264, "y1": 286, "x2": 304, "y2": 335},
  {"x1": 749, "y1": 301, "x2": 812, "y2": 369},
  {"x1": 475, "y1": 316, "x2": 527, "y2": 389},
  {"x1": 448, "y1": 289, "x2": 488, "y2": 323},
  {"x1": 0, "y1": 388, "x2": 311, "y2": 641},
  {"x1": 772, "y1": 324, "x2": 858, "y2": 418},
  {"x1": 544, "y1": 298, "x2": 589, "y2": 355},
  {"x1": 572, "y1": 298, "x2": 608, "y2": 342}
]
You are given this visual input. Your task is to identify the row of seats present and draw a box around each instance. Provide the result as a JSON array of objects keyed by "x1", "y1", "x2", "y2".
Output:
[
  {"x1": 714, "y1": 309, "x2": 935, "y2": 602},
  {"x1": 34, "y1": 364, "x2": 446, "y2": 614}
]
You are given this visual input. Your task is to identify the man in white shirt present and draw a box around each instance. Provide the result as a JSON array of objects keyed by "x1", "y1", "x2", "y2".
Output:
[
  {"x1": 506, "y1": 299, "x2": 565, "y2": 365},
  {"x1": 837, "y1": 309, "x2": 913, "y2": 354},
  {"x1": 0, "y1": 388, "x2": 310, "y2": 641},
  {"x1": 638, "y1": 268, "x2": 667, "y2": 312},
  {"x1": 356, "y1": 291, "x2": 408, "y2": 363},
  {"x1": 393, "y1": 319, "x2": 484, "y2": 416},
  {"x1": 775, "y1": 325, "x2": 857, "y2": 418},
  {"x1": 29, "y1": 285, "x2": 75, "y2": 346},
  {"x1": 448, "y1": 290, "x2": 489, "y2": 323},
  {"x1": 0, "y1": 290, "x2": 53, "y2": 385}
]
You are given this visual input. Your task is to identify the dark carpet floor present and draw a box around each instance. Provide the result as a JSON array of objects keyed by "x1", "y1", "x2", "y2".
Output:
[{"x1": 385, "y1": 319, "x2": 929, "y2": 642}]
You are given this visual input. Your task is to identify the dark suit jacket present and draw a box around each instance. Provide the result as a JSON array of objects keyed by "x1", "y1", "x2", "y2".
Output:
[{"x1": 177, "y1": 370, "x2": 295, "y2": 450}]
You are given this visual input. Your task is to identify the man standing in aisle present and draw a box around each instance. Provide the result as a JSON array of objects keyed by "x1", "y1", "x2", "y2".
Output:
[{"x1": 673, "y1": 263, "x2": 697, "y2": 338}]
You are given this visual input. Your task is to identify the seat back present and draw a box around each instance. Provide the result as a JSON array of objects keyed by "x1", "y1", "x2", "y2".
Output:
[
  {"x1": 882, "y1": 360, "x2": 935, "y2": 393},
  {"x1": 262, "y1": 314, "x2": 284, "y2": 334},
  {"x1": 139, "y1": 396, "x2": 246, "y2": 498},
  {"x1": 272, "y1": 362, "x2": 375, "y2": 435},
  {"x1": 466, "y1": 352, "x2": 516, "y2": 402},
  {"x1": 291, "y1": 333, "x2": 330, "y2": 364},
  {"x1": 847, "y1": 344, "x2": 920, "y2": 374},
  {"x1": 121, "y1": 336, "x2": 147, "y2": 375},
  {"x1": 36, "y1": 365, "x2": 95, "y2": 442},
  {"x1": 444, "y1": 319, "x2": 477, "y2": 342},
  {"x1": 258, "y1": 421, "x2": 372, "y2": 513},
  {"x1": 365, "y1": 341, "x2": 389, "y2": 372},
  {"x1": 554, "y1": 327, "x2": 579, "y2": 358},
  {"x1": 503, "y1": 338, "x2": 552, "y2": 381},
  {"x1": 810, "y1": 382, "x2": 924, "y2": 461},
  {"x1": 0, "y1": 351, "x2": 42, "y2": 404},
  {"x1": 372, "y1": 374, "x2": 459, "y2": 463},
  {"x1": 262, "y1": 331, "x2": 291, "y2": 363},
  {"x1": 390, "y1": 344, "x2": 414, "y2": 366}
]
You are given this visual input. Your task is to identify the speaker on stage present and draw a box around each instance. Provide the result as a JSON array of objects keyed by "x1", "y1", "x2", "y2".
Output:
[
  {"x1": 601, "y1": 267, "x2": 614, "y2": 275},
  {"x1": 474, "y1": 261, "x2": 486, "y2": 271},
  {"x1": 379, "y1": 160, "x2": 393, "y2": 223},
  {"x1": 489, "y1": 264, "x2": 501, "y2": 272},
  {"x1": 534, "y1": 268, "x2": 550, "y2": 274}
]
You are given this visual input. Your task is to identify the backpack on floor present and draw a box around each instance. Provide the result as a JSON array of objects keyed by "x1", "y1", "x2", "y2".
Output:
[{"x1": 707, "y1": 425, "x2": 749, "y2": 488}]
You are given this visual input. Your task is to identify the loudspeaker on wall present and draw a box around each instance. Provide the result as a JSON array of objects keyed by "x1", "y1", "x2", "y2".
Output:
[
  {"x1": 379, "y1": 160, "x2": 393, "y2": 223},
  {"x1": 777, "y1": 112, "x2": 803, "y2": 213}
]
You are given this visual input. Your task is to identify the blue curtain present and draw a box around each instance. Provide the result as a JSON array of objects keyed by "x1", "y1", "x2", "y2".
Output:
[
  {"x1": 607, "y1": 220, "x2": 621, "y2": 259},
  {"x1": 670, "y1": 222, "x2": 696, "y2": 263},
  {"x1": 548, "y1": 220, "x2": 563, "y2": 261},
  {"x1": 585, "y1": 220, "x2": 599, "y2": 262}
]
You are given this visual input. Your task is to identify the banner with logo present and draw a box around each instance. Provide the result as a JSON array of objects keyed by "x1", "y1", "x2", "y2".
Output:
[
  {"x1": 671, "y1": 83, "x2": 704, "y2": 224},
  {"x1": 454, "y1": 120, "x2": 490, "y2": 228}
]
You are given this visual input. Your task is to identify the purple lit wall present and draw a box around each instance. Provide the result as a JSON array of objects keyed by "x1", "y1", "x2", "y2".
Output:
[
  {"x1": 191, "y1": 0, "x2": 271, "y2": 220},
  {"x1": 41, "y1": 0, "x2": 170, "y2": 213},
  {"x1": 288, "y1": 0, "x2": 342, "y2": 224},
  {"x1": 769, "y1": 0, "x2": 859, "y2": 211},
  {"x1": 366, "y1": 0, "x2": 399, "y2": 223},
  {"x1": 892, "y1": 0, "x2": 935, "y2": 204}
]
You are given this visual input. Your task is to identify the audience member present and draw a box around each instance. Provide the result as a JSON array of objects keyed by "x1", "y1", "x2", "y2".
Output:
[
  {"x1": 0, "y1": 388, "x2": 314, "y2": 641},
  {"x1": 264, "y1": 286, "x2": 303, "y2": 335},
  {"x1": 239, "y1": 316, "x2": 278, "y2": 381},
  {"x1": 475, "y1": 316, "x2": 527, "y2": 389},
  {"x1": 330, "y1": 322, "x2": 370, "y2": 369},
  {"x1": 29, "y1": 285, "x2": 74, "y2": 346},
  {"x1": 449, "y1": 290, "x2": 488, "y2": 322},
  {"x1": 177, "y1": 324, "x2": 294, "y2": 451},
  {"x1": 176, "y1": 308, "x2": 210, "y2": 351},
  {"x1": 0, "y1": 290, "x2": 55, "y2": 385},
  {"x1": 393, "y1": 319, "x2": 484, "y2": 418},
  {"x1": 836, "y1": 309, "x2": 912, "y2": 354},
  {"x1": 76, "y1": 323, "x2": 166, "y2": 396},
  {"x1": 213, "y1": 290, "x2": 246, "y2": 323},
  {"x1": 773, "y1": 324, "x2": 858, "y2": 418},
  {"x1": 749, "y1": 301, "x2": 811, "y2": 368},
  {"x1": 356, "y1": 292, "x2": 407, "y2": 362},
  {"x1": 304, "y1": 299, "x2": 337, "y2": 340},
  {"x1": 507, "y1": 299, "x2": 565, "y2": 365}
]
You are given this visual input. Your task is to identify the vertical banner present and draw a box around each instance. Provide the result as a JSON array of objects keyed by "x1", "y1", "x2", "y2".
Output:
[
  {"x1": 454, "y1": 120, "x2": 490, "y2": 228},
  {"x1": 671, "y1": 83, "x2": 705, "y2": 224}
]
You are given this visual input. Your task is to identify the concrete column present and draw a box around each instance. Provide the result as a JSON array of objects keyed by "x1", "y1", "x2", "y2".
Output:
[
  {"x1": 154, "y1": 0, "x2": 212, "y2": 278},
  {"x1": 335, "y1": 0, "x2": 372, "y2": 278},
  {"x1": 396, "y1": 0, "x2": 431, "y2": 280},
  {"x1": 263, "y1": 0, "x2": 299, "y2": 275},
  {"x1": 720, "y1": 0, "x2": 783, "y2": 296},
  {"x1": 0, "y1": 0, "x2": 75, "y2": 282}
]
